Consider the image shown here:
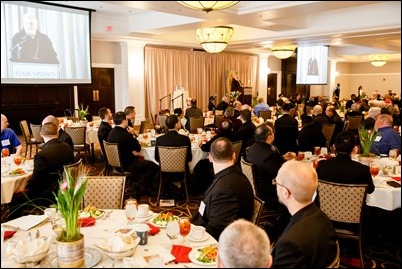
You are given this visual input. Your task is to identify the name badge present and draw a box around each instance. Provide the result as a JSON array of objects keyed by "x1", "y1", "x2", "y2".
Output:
[
  {"x1": 1, "y1": 139, "x2": 11, "y2": 146},
  {"x1": 198, "y1": 201, "x2": 206, "y2": 216},
  {"x1": 374, "y1": 136, "x2": 382, "y2": 142}
]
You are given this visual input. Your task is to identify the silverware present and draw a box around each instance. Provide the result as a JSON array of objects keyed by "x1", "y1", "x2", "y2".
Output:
[{"x1": 103, "y1": 210, "x2": 113, "y2": 219}]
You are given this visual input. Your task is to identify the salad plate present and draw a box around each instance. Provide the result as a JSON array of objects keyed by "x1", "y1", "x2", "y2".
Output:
[
  {"x1": 150, "y1": 212, "x2": 180, "y2": 228},
  {"x1": 189, "y1": 245, "x2": 218, "y2": 266}
]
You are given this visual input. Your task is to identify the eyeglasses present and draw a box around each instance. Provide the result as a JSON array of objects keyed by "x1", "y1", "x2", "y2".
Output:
[{"x1": 272, "y1": 178, "x2": 291, "y2": 194}]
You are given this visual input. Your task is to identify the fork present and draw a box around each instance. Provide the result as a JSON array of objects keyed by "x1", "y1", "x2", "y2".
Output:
[{"x1": 103, "y1": 210, "x2": 113, "y2": 219}]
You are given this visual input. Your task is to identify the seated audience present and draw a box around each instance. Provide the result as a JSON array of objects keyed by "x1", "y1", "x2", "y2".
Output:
[
  {"x1": 253, "y1": 96, "x2": 270, "y2": 117},
  {"x1": 316, "y1": 131, "x2": 375, "y2": 193},
  {"x1": 124, "y1": 106, "x2": 137, "y2": 137},
  {"x1": 273, "y1": 103, "x2": 298, "y2": 154},
  {"x1": 97, "y1": 107, "x2": 113, "y2": 156},
  {"x1": 216, "y1": 96, "x2": 230, "y2": 112},
  {"x1": 297, "y1": 116, "x2": 327, "y2": 152},
  {"x1": 272, "y1": 160, "x2": 337, "y2": 268},
  {"x1": 223, "y1": 106, "x2": 242, "y2": 132},
  {"x1": 371, "y1": 114, "x2": 401, "y2": 155},
  {"x1": 361, "y1": 107, "x2": 381, "y2": 130},
  {"x1": 218, "y1": 219, "x2": 272, "y2": 268},
  {"x1": 1, "y1": 114, "x2": 23, "y2": 155},
  {"x1": 184, "y1": 99, "x2": 203, "y2": 130},
  {"x1": 234, "y1": 109, "x2": 256, "y2": 158},
  {"x1": 9, "y1": 122, "x2": 74, "y2": 219},
  {"x1": 324, "y1": 105, "x2": 344, "y2": 146},
  {"x1": 107, "y1": 111, "x2": 159, "y2": 196},
  {"x1": 192, "y1": 137, "x2": 254, "y2": 240}
]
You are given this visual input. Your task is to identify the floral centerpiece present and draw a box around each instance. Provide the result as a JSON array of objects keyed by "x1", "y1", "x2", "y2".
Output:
[
  {"x1": 54, "y1": 165, "x2": 88, "y2": 242},
  {"x1": 358, "y1": 125, "x2": 380, "y2": 157},
  {"x1": 229, "y1": 91, "x2": 242, "y2": 104},
  {"x1": 77, "y1": 103, "x2": 89, "y2": 121}
]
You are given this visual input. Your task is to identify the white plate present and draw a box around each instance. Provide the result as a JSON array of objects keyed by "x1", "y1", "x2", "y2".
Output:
[
  {"x1": 78, "y1": 210, "x2": 105, "y2": 219},
  {"x1": 136, "y1": 210, "x2": 153, "y2": 218},
  {"x1": 149, "y1": 215, "x2": 180, "y2": 228},
  {"x1": 40, "y1": 247, "x2": 101, "y2": 268},
  {"x1": 188, "y1": 233, "x2": 209, "y2": 242},
  {"x1": 188, "y1": 247, "x2": 217, "y2": 266}
]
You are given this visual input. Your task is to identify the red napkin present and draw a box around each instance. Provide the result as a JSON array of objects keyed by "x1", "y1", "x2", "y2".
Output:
[
  {"x1": 147, "y1": 223, "x2": 160, "y2": 235},
  {"x1": 78, "y1": 217, "x2": 96, "y2": 227},
  {"x1": 4, "y1": 230, "x2": 16, "y2": 240},
  {"x1": 171, "y1": 244, "x2": 192, "y2": 263},
  {"x1": 392, "y1": 176, "x2": 401, "y2": 182}
]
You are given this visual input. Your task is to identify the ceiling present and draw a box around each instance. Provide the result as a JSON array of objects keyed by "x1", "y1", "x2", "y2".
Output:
[{"x1": 46, "y1": 1, "x2": 401, "y2": 62}]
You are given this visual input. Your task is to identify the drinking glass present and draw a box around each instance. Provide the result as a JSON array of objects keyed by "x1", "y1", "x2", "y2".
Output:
[
  {"x1": 166, "y1": 220, "x2": 180, "y2": 243},
  {"x1": 314, "y1": 147, "x2": 321, "y2": 156},
  {"x1": 369, "y1": 164, "x2": 380, "y2": 178},
  {"x1": 297, "y1": 151, "x2": 305, "y2": 161},
  {"x1": 1, "y1": 148, "x2": 10, "y2": 157},
  {"x1": 179, "y1": 217, "x2": 191, "y2": 245},
  {"x1": 14, "y1": 155, "x2": 23, "y2": 166},
  {"x1": 125, "y1": 204, "x2": 137, "y2": 225},
  {"x1": 389, "y1": 149, "x2": 398, "y2": 160},
  {"x1": 143, "y1": 132, "x2": 149, "y2": 141}
]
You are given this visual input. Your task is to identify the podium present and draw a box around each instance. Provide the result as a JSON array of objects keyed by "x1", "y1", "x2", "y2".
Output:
[
  {"x1": 10, "y1": 62, "x2": 60, "y2": 79},
  {"x1": 243, "y1": 87, "x2": 252, "y2": 106},
  {"x1": 173, "y1": 88, "x2": 189, "y2": 109}
]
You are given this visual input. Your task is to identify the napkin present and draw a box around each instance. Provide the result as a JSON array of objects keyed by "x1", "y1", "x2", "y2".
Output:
[
  {"x1": 171, "y1": 245, "x2": 192, "y2": 263},
  {"x1": 392, "y1": 176, "x2": 401, "y2": 182},
  {"x1": 78, "y1": 217, "x2": 96, "y2": 227},
  {"x1": 97, "y1": 235, "x2": 138, "y2": 252},
  {"x1": 147, "y1": 223, "x2": 160, "y2": 235},
  {"x1": 4, "y1": 230, "x2": 16, "y2": 240},
  {"x1": 10, "y1": 237, "x2": 50, "y2": 258}
]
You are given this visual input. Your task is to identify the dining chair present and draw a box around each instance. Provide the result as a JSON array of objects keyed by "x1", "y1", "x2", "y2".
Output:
[
  {"x1": 322, "y1": 124, "x2": 336, "y2": 150},
  {"x1": 213, "y1": 115, "x2": 225, "y2": 131},
  {"x1": 156, "y1": 146, "x2": 190, "y2": 206},
  {"x1": 258, "y1": 110, "x2": 271, "y2": 121},
  {"x1": 64, "y1": 126, "x2": 90, "y2": 163},
  {"x1": 83, "y1": 176, "x2": 126, "y2": 209},
  {"x1": 317, "y1": 180, "x2": 368, "y2": 268},
  {"x1": 149, "y1": 112, "x2": 156, "y2": 129},
  {"x1": 251, "y1": 196, "x2": 265, "y2": 225},
  {"x1": 63, "y1": 158, "x2": 83, "y2": 180},
  {"x1": 240, "y1": 156, "x2": 258, "y2": 196},
  {"x1": 189, "y1": 117, "x2": 205, "y2": 133},
  {"x1": 327, "y1": 240, "x2": 340, "y2": 268},
  {"x1": 345, "y1": 115, "x2": 363, "y2": 131},
  {"x1": 139, "y1": 120, "x2": 147, "y2": 134},
  {"x1": 232, "y1": 140, "x2": 243, "y2": 163},
  {"x1": 29, "y1": 123, "x2": 45, "y2": 151},
  {"x1": 19, "y1": 120, "x2": 39, "y2": 158}
]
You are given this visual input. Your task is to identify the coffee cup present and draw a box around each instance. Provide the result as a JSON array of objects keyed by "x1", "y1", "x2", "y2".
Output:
[
  {"x1": 137, "y1": 204, "x2": 149, "y2": 217},
  {"x1": 191, "y1": 226, "x2": 206, "y2": 240},
  {"x1": 135, "y1": 224, "x2": 149, "y2": 245}
]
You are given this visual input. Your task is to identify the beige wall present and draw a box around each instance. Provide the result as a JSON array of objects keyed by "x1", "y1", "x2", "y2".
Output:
[{"x1": 91, "y1": 41, "x2": 121, "y2": 64}]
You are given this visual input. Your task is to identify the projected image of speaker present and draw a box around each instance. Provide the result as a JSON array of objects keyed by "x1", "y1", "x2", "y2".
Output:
[
  {"x1": 296, "y1": 45, "x2": 329, "y2": 85},
  {"x1": 1, "y1": 1, "x2": 92, "y2": 84}
]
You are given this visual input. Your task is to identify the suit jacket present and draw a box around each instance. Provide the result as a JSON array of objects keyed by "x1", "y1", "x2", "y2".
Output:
[
  {"x1": 192, "y1": 165, "x2": 254, "y2": 240},
  {"x1": 98, "y1": 121, "x2": 113, "y2": 155},
  {"x1": 316, "y1": 153, "x2": 375, "y2": 193},
  {"x1": 234, "y1": 120, "x2": 256, "y2": 157},
  {"x1": 247, "y1": 141, "x2": 284, "y2": 207},
  {"x1": 297, "y1": 123, "x2": 327, "y2": 152},
  {"x1": 27, "y1": 138, "x2": 74, "y2": 202},
  {"x1": 58, "y1": 129, "x2": 74, "y2": 150},
  {"x1": 155, "y1": 130, "x2": 192, "y2": 163},
  {"x1": 274, "y1": 114, "x2": 299, "y2": 154},
  {"x1": 184, "y1": 106, "x2": 203, "y2": 130},
  {"x1": 107, "y1": 126, "x2": 141, "y2": 170},
  {"x1": 272, "y1": 203, "x2": 337, "y2": 268}
]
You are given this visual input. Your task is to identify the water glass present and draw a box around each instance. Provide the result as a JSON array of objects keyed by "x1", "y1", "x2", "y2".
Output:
[
  {"x1": 166, "y1": 220, "x2": 180, "y2": 242},
  {"x1": 125, "y1": 204, "x2": 137, "y2": 225}
]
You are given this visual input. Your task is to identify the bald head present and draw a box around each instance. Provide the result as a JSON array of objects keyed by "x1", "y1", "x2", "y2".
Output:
[
  {"x1": 42, "y1": 115, "x2": 60, "y2": 130},
  {"x1": 277, "y1": 160, "x2": 318, "y2": 203}
]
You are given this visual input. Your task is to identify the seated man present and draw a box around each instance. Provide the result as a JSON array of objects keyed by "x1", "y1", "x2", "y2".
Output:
[
  {"x1": 97, "y1": 107, "x2": 113, "y2": 156},
  {"x1": 1, "y1": 114, "x2": 23, "y2": 155},
  {"x1": 218, "y1": 219, "x2": 272, "y2": 268},
  {"x1": 272, "y1": 161, "x2": 337, "y2": 268},
  {"x1": 42, "y1": 115, "x2": 74, "y2": 150},
  {"x1": 371, "y1": 114, "x2": 401, "y2": 156},
  {"x1": 107, "y1": 111, "x2": 159, "y2": 196},
  {"x1": 9, "y1": 122, "x2": 74, "y2": 219},
  {"x1": 192, "y1": 137, "x2": 254, "y2": 240}
]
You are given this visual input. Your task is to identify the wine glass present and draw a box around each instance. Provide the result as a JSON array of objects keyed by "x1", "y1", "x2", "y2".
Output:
[
  {"x1": 166, "y1": 220, "x2": 180, "y2": 243},
  {"x1": 314, "y1": 147, "x2": 321, "y2": 156},
  {"x1": 389, "y1": 149, "x2": 398, "y2": 160},
  {"x1": 125, "y1": 204, "x2": 137, "y2": 225},
  {"x1": 14, "y1": 155, "x2": 23, "y2": 166},
  {"x1": 369, "y1": 164, "x2": 380, "y2": 179},
  {"x1": 179, "y1": 217, "x2": 191, "y2": 245},
  {"x1": 1, "y1": 148, "x2": 10, "y2": 157}
]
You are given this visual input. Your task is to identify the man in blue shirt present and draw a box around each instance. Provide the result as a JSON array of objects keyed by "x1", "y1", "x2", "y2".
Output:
[
  {"x1": 1, "y1": 114, "x2": 22, "y2": 155},
  {"x1": 253, "y1": 96, "x2": 269, "y2": 117},
  {"x1": 371, "y1": 114, "x2": 401, "y2": 155}
]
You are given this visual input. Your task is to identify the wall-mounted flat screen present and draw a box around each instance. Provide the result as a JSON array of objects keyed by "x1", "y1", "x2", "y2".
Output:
[
  {"x1": 296, "y1": 45, "x2": 329, "y2": 85},
  {"x1": 1, "y1": 1, "x2": 91, "y2": 84}
]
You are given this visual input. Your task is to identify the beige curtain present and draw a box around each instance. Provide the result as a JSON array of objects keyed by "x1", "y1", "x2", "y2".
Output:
[{"x1": 144, "y1": 46, "x2": 258, "y2": 119}]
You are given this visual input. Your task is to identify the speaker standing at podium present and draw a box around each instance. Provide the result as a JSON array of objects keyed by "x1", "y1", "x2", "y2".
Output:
[{"x1": 9, "y1": 13, "x2": 59, "y2": 64}]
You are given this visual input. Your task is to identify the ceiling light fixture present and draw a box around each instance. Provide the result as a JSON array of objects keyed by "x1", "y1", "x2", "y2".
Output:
[
  {"x1": 195, "y1": 26, "x2": 234, "y2": 53},
  {"x1": 271, "y1": 45, "x2": 297, "y2": 59},
  {"x1": 369, "y1": 54, "x2": 389, "y2": 67},
  {"x1": 176, "y1": 1, "x2": 239, "y2": 13}
]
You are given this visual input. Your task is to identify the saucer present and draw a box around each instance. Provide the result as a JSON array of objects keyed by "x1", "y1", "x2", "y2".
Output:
[
  {"x1": 136, "y1": 211, "x2": 153, "y2": 218},
  {"x1": 188, "y1": 233, "x2": 209, "y2": 242}
]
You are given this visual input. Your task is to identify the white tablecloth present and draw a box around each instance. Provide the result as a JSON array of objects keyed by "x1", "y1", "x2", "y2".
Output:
[
  {"x1": 140, "y1": 145, "x2": 207, "y2": 173},
  {"x1": 1, "y1": 210, "x2": 218, "y2": 268},
  {"x1": 366, "y1": 175, "x2": 401, "y2": 211},
  {"x1": 1, "y1": 156, "x2": 33, "y2": 204}
]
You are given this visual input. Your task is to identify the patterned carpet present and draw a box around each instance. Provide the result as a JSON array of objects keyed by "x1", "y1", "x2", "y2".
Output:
[{"x1": 2, "y1": 141, "x2": 401, "y2": 268}]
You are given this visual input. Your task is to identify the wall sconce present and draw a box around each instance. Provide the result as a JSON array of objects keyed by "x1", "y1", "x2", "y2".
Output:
[
  {"x1": 271, "y1": 45, "x2": 297, "y2": 59},
  {"x1": 195, "y1": 26, "x2": 234, "y2": 53},
  {"x1": 176, "y1": 1, "x2": 239, "y2": 13},
  {"x1": 369, "y1": 54, "x2": 389, "y2": 67}
]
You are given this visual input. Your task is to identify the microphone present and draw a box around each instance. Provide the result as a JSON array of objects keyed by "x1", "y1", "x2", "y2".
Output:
[{"x1": 9, "y1": 34, "x2": 30, "y2": 52}]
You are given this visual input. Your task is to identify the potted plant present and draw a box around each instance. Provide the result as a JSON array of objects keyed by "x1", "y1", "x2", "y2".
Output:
[
  {"x1": 358, "y1": 125, "x2": 380, "y2": 165},
  {"x1": 54, "y1": 165, "x2": 89, "y2": 267},
  {"x1": 77, "y1": 103, "x2": 89, "y2": 121}
]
